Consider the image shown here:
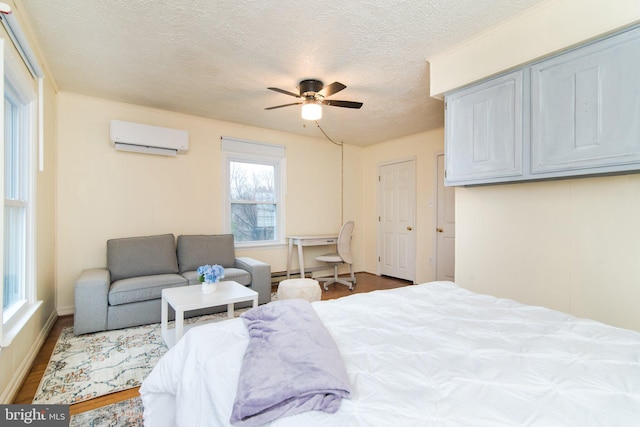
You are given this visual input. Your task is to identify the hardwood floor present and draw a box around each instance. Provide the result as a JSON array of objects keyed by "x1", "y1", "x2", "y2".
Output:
[{"x1": 13, "y1": 272, "x2": 411, "y2": 415}]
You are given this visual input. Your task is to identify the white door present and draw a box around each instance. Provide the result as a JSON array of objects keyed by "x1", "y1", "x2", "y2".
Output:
[
  {"x1": 436, "y1": 154, "x2": 455, "y2": 281},
  {"x1": 378, "y1": 159, "x2": 416, "y2": 282}
]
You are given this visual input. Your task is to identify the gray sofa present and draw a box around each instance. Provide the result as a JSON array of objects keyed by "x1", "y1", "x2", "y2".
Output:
[{"x1": 74, "y1": 233, "x2": 271, "y2": 335}]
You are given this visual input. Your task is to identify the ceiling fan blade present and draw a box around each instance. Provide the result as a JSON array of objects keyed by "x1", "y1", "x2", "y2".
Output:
[
  {"x1": 264, "y1": 102, "x2": 303, "y2": 110},
  {"x1": 318, "y1": 82, "x2": 346, "y2": 98},
  {"x1": 267, "y1": 87, "x2": 300, "y2": 98},
  {"x1": 322, "y1": 99, "x2": 363, "y2": 109}
]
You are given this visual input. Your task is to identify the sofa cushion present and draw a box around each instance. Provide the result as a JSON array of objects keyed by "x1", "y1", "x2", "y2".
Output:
[
  {"x1": 181, "y1": 268, "x2": 251, "y2": 286},
  {"x1": 109, "y1": 273, "x2": 187, "y2": 305},
  {"x1": 177, "y1": 234, "x2": 236, "y2": 273},
  {"x1": 108, "y1": 234, "x2": 179, "y2": 282}
]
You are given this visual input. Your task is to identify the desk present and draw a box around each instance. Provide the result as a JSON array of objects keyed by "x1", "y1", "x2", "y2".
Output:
[{"x1": 287, "y1": 234, "x2": 338, "y2": 279}]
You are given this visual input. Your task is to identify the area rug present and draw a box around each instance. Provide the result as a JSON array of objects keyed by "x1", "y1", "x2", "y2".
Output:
[
  {"x1": 33, "y1": 309, "x2": 250, "y2": 405},
  {"x1": 70, "y1": 397, "x2": 143, "y2": 427}
]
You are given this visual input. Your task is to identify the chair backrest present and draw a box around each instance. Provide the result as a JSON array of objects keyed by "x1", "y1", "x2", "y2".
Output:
[{"x1": 336, "y1": 221, "x2": 354, "y2": 264}]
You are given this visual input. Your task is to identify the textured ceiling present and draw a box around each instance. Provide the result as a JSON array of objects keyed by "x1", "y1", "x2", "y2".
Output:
[{"x1": 19, "y1": 0, "x2": 546, "y2": 146}]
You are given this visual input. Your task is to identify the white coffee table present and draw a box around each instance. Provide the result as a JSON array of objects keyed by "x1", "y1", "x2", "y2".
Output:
[{"x1": 161, "y1": 281, "x2": 258, "y2": 348}]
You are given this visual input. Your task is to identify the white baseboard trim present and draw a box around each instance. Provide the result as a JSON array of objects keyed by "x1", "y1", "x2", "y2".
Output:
[
  {"x1": 56, "y1": 305, "x2": 74, "y2": 316},
  {"x1": 0, "y1": 308, "x2": 58, "y2": 403}
]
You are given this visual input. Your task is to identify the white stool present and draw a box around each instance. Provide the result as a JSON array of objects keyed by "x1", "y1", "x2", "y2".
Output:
[{"x1": 277, "y1": 279, "x2": 322, "y2": 302}]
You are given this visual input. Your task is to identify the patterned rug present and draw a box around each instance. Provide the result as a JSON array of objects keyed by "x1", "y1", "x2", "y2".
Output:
[
  {"x1": 70, "y1": 397, "x2": 143, "y2": 427},
  {"x1": 33, "y1": 309, "x2": 251, "y2": 405}
]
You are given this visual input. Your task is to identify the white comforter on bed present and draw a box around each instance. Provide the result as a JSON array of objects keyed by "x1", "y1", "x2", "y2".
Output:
[{"x1": 140, "y1": 281, "x2": 640, "y2": 426}]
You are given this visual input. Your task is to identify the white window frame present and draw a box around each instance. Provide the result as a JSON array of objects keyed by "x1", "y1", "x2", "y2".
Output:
[
  {"x1": 1, "y1": 40, "x2": 40, "y2": 348},
  {"x1": 221, "y1": 137, "x2": 286, "y2": 248}
]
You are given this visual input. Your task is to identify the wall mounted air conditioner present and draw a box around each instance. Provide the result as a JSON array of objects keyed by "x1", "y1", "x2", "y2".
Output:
[{"x1": 109, "y1": 120, "x2": 189, "y2": 156}]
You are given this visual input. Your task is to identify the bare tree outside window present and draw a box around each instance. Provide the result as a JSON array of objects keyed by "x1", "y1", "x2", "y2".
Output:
[{"x1": 230, "y1": 161, "x2": 277, "y2": 242}]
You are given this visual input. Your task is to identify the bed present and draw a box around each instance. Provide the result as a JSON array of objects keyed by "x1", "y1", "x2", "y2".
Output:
[{"x1": 140, "y1": 281, "x2": 640, "y2": 426}]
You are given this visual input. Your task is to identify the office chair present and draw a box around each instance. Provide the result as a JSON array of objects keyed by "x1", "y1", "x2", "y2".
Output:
[{"x1": 315, "y1": 221, "x2": 356, "y2": 290}]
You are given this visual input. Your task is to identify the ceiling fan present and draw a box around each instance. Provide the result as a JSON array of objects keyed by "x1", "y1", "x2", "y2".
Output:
[{"x1": 265, "y1": 79, "x2": 363, "y2": 120}]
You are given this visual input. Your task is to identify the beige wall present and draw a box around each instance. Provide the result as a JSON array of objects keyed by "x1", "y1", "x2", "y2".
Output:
[
  {"x1": 55, "y1": 93, "x2": 365, "y2": 313},
  {"x1": 0, "y1": 1, "x2": 58, "y2": 402},
  {"x1": 342, "y1": 143, "x2": 366, "y2": 272},
  {"x1": 429, "y1": 0, "x2": 640, "y2": 331},
  {"x1": 456, "y1": 175, "x2": 640, "y2": 331},
  {"x1": 362, "y1": 128, "x2": 444, "y2": 283}
]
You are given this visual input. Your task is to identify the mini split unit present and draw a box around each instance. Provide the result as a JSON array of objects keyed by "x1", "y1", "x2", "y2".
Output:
[{"x1": 109, "y1": 120, "x2": 189, "y2": 156}]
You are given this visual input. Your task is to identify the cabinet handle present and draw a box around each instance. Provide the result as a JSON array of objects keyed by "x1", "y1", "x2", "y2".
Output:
[
  {"x1": 436, "y1": 227, "x2": 444, "y2": 233},
  {"x1": 407, "y1": 226, "x2": 413, "y2": 231}
]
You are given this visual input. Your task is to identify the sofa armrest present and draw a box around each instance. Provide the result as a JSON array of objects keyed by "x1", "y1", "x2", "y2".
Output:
[
  {"x1": 74, "y1": 268, "x2": 110, "y2": 335},
  {"x1": 235, "y1": 257, "x2": 271, "y2": 305}
]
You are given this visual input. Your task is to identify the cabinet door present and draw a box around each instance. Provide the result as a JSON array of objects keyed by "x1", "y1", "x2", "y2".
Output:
[
  {"x1": 531, "y1": 27, "x2": 640, "y2": 175},
  {"x1": 445, "y1": 70, "x2": 523, "y2": 185}
]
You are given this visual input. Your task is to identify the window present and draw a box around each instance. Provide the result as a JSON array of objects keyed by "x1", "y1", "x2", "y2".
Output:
[
  {"x1": 1, "y1": 39, "x2": 39, "y2": 347},
  {"x1": 222, "y1": 137, "x2": 286, "y2": 247},
  {"x1": 3, "y1": 84, "x2": 28, "y2": 322}
]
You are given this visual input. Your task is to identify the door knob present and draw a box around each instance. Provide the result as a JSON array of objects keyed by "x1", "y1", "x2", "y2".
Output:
[
  {"x1": 436, "y1": 227, "x2": 443, "y2": 233},
  {"x1": 407, "y1": 226, "x2": 413, "y2": 231}
]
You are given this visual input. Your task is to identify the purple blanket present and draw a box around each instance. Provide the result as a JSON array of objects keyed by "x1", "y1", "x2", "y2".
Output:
[{"x1": 230, "y1": 299, "x2": 352, "y2": 426}]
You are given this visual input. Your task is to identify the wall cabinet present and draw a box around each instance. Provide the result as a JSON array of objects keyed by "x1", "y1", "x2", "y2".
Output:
[
  {"x1": 445, "y1": 25, "x2": 640, "y2": 186},
  {"x1": 444, "y1": 71, "x2": 523, "y2": 184}
]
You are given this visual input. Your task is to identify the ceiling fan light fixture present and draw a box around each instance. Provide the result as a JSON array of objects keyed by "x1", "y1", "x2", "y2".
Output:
[
  {"x1": 266, "y1": 80, "x2": 361, "y2": 118},
  {"x1": 301, "y1": 101, "x2": 322, "y2": 121}
]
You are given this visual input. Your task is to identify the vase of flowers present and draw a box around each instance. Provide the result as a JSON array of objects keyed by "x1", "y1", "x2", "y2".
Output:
[{"x1": 197, "y1": 264, "x2": 225, "y2": 293}]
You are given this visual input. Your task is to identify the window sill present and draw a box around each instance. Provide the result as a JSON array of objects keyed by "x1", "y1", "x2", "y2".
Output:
[
  {"x1": 235, "y1": 240, "x2": 287, "y2": 250},
  {"x1": 1, "y1": 300, "x2": 42, "y2": 348}
]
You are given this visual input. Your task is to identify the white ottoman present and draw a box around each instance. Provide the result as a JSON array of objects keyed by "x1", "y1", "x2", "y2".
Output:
[{"x1": 276, "y1": 278, "x2": 322, "y2": 302}]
